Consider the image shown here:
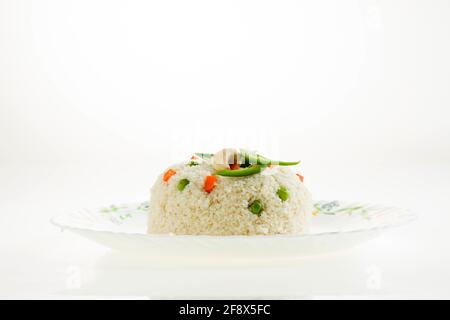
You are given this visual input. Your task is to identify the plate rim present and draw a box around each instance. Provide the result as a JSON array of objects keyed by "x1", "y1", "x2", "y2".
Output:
[{"x1": 50, "y1": 200, "x2": 417, "y2": 240}]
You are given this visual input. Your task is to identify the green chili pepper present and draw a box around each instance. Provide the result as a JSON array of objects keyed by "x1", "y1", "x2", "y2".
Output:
[
  {"x1": 249, "y1": 200, "x2": 264, "y2": 216},
  {"x1": 256, "y1": 154, "x2": 271, "y2": 165},
  {"x1": 196, "y1": 150, "x2": 300, "y2": 171},
  {"x1": 277, "y1": 186, "x2": 289, "y2": 202},
  {"x1": 241, "y1": 151, "x2": 300, "y2": 166},
  {"x1": 241, "y1": 151, "x2": 258, "y2": 167},
  {"x1": 215, "y1": 165, "x2": 262, "y2": 177},
  {"x1": 177, "y1": 179, "x2": 190, "y2": 191},
  {"x1": 256, "y1": 154, "x2": 300, "y2": 166},
  {"x1": 277, "y1": 160, "x2": 300, "y2": 166}
]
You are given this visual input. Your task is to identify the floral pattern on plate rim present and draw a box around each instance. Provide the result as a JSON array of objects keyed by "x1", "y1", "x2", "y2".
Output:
[{"x1": 100, "y1": 200, "x2": 372, "y2": 225}]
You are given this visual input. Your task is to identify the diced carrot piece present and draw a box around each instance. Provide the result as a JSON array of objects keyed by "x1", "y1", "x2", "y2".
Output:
[
  {"x1": 296, "y1": 173, "x2": 304, "y2": 183},
  {"x1": 191, "y1": 155, "x2": 198, "y2": 160},
  {"x1": 204, "y1": 175, "x2": 217, "y2": 193},
  {"x1": 229, "y1": 163, "x2": 240, "y2": 170},
  {"x1": 163, "y1": 169, "x2": 176, "y2": 182}
]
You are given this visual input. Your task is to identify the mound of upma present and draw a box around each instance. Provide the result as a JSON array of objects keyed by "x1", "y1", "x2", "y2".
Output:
[{"x1": 148, "y1": 149, "x2": 313, "y2": 236}]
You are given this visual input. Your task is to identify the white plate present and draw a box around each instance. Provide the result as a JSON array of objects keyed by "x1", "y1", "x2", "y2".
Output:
[{"x1": 51, "y1": 200, "x2": 415, "y2": 259}]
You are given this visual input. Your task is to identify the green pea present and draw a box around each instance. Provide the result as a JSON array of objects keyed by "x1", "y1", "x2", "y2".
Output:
[
  {"x1": 249, "y1": 200, "x2": 264, "y2": 216},
  {"x1": 277, "y1": 186, "x2": 289, "y2": 202},
  {"x1": 177, "y1": 179, "x2": 190, "y2": 191}
]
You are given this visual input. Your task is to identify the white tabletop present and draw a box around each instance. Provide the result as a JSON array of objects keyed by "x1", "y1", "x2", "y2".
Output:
[
  {"x1": 1, "y1": 158, "x2": 449, "y2": 300},
  {"x1": 1, "y1": 0, "x2": 450, "y2": 300}
]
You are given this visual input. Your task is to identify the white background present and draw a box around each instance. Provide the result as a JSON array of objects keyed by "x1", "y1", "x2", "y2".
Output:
[{"x1": 1, "y1": 0, "x2": 450, "y2": 299}]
